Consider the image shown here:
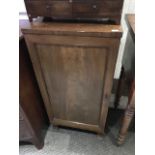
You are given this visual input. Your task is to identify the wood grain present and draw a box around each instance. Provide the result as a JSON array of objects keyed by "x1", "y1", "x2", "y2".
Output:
[
  {"x1": 21, "y1": 19, "x2": 122, "y2": 37},
  {"x1": 37, "y1": 45, "x2": 107, "y2": 125}
]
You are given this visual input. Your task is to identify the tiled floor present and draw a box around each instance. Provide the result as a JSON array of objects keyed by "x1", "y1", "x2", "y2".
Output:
[{"x1": 19, "y1": 109, "x2": 135, "y2": 155}]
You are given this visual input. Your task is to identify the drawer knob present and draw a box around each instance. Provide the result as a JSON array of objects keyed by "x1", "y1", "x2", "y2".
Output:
[{"x1": 92, "y1": 5, "x2": 97, "y2": 9}]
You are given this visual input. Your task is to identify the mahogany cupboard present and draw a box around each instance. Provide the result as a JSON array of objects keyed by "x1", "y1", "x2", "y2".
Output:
[
  {"x1": 21, "y1": 20, "x2": 122, "y2": 134},
  {"x1": 24, "y1": 0, "x2": 124, "y2": 24},
  {"x1": 19, "y1": 26, "x2": 48, "y2": 149}
]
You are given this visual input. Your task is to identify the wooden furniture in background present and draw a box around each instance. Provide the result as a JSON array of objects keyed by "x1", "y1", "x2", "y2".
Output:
[
  {"x1": 21, "y1": 19, "x2": 122, "y2": 134},
  {"x1": 24, "y1": 0, "x2": 124, "y2": 24},
  {"x1": 117, "y1": 14, "x2": 135, "y2": 145},
  {"x1": 117, "y1": 80, "x2": 135, "y2": 145},
  {"x1": 19, "y1": 24, "x2": 49, "y2": 149}
]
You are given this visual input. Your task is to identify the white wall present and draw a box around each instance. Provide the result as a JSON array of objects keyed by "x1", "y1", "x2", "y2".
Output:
[
  {"x1": 19, "y1": 0, "x2": 26, "y2": 13},
  {"x1": 114, "y1": 0, "x2": 135, "y2": 78}
]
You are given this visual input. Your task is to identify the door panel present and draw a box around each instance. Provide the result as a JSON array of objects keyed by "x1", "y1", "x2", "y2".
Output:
[{"x1": 36, "y1": 45, "x2": 107, "y2": 125}]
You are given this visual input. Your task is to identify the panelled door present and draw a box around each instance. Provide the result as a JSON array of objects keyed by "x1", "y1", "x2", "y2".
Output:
[{"x1": 25, "y1": 34, "x2": 119, "y2": 134}]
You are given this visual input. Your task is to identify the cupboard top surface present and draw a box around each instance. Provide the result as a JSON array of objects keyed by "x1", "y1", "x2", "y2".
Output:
[{"x1": 20, "y1": 19, "x2": 122, "y2": 38}]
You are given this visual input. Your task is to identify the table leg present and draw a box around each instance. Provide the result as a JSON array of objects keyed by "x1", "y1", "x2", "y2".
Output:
[
  {"x1": 114, "y1": 67, "x2": 125, "y2": 109},
  {"x1": 117, "y1": 80, "x2": 135, "y2": 145}
]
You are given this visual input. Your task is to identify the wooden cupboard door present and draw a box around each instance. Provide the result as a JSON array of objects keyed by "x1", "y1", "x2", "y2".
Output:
[
  {"x1": 25, "y1": 34, "x2": 119, "y2": 133},
  {"x1": 37, "y1": 45, "x2": 107, "y2": 125}
]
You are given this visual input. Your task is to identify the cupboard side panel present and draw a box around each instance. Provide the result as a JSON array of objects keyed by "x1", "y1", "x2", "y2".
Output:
[{"x1": 99, "y1": 39, "x2": 120, "y2": 131}]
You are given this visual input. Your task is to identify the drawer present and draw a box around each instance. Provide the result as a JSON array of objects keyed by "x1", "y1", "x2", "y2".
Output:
[
  {"x1": 72, "y1": 1, "x2": 123, "y2": 18},
  {"x1": 48, "y1": 1, "x2": 72, "y2": 17},
  {"x1": 72, "y1": 2, "x2": 99, "y2": 14},
  {"x1": 25, "y1": 1, "x2": 49, "y2": 17},
  {"x1": 98, "y1": 1, "x2": 123, "y2": 13}
]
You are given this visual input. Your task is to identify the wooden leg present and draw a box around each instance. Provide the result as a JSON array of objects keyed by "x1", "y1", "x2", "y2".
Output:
[
  {"x1": 31, "y1": 137, "x2": 44, "y2": 150},
  {"x1": 114, "y1": 66, "x2": 125, "y2": 109},
  {"x1": 117, "y1": 80, "x2": 135, "y2": 145}
]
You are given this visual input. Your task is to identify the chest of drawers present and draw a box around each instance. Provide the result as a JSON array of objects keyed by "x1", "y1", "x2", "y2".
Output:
[{"x1": 24, "y1": 0, "x2": 124, "y2": 24}]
